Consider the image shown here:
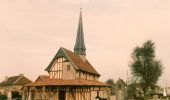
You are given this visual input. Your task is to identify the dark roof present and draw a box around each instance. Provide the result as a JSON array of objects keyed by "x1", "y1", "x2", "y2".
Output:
[
  {"x1": 39, "y1": 75, "x2": 50, "y2": 80},
  {"x1": 74, "y1": 9, "x2": 86, "y2": 56},
  {"x1": 45, "y1": 47, "x2": 100, "y2": 76},
  {"x1": 0, "y1": 74, "x2": 32, "y2": 86},
  {"x1": 63, "y1": 48, "x2": 100, "y2": 76},
  {"x1": 25, "y1": 78, "x2": 108, "y2": 87},
  {"x1": 35, "y1": 75, "x2": 50, "y2": 82}
]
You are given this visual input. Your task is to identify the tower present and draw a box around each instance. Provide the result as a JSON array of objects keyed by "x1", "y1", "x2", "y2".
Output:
[
  {"x1": 23, "y1": 9, "x2": 111, "y2": 100},
  {"x1": 74, "y1": 9, "x2": 86, "y2": 61}
]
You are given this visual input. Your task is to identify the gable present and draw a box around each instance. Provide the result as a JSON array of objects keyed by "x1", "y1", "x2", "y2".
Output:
[
  {"x1": 45, "y1": 47, "x2": 70, "y2": 71},
  {"x1": 0, "y1": 76, "x2": 20, "y2": 86},
  {"x1": 14, "y1": 76, "x2": 32, "y2": 85},
  {"x1": 0, "y1": 75, "x2": 32, "y2": 86},
  {"x1": 115, "y1": 79, "x2": 127, "y2": 89},
  {"x1": 45, "y1": 47, "x2": 100, "y2": 76},
  {"x1": 35, "y1": 75, "x2": 50, "y2": 82}
]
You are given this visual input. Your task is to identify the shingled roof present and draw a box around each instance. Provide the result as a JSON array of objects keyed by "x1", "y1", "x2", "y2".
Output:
[
  {"x1": 45, "y1": 47, "x2": 100, "y2": 76},
  {"x1": 35, "y1": 75, "x2": 50, "y2": 82},
  {"x1": 0, "y1": 74, "x2": 32, "y2": 86},
  {"x1": 74, "y1": 8, "x2": 86, "y2": 56},
  {"x1": 25, "y1": 78, "x2": 108, "y2": 87}
]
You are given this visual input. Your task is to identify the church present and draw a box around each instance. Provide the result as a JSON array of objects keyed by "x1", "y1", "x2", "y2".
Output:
[{"x1": 22, "y1": 10, "x2": 111, "y2": 100}]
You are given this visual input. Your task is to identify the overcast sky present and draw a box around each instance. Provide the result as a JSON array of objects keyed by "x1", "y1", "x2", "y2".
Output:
[{"x1": 0, "y1": 0, "x2": 170, "y2": 86}]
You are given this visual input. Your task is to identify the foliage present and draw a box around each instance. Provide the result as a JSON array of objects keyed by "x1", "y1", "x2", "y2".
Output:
[
  {"x1": 105, "y1": 79, "x2": 115, "y2": 95},
  {"x1": 106, "y1": 79, "x2": 114, "y2": 85},
  {"x1": 127, "y1": 83, "x2": 137, "y2": 99},
  {"x1": 130, "y1": 40, "x2": 163, "y2": 94},
  {"x1": 0, "y1": 93, "x2": 7, "y2": 99}
]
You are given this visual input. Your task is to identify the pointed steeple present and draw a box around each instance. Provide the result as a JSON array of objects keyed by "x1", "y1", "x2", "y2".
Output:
[{"x1": 74, "y1": 8, "x2": 86, "y2": 56}]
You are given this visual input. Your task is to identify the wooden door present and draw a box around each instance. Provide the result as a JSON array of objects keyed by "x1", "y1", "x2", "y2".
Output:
[{"x1": 59, "y1": 90, "x2": 66, "y2": 100}]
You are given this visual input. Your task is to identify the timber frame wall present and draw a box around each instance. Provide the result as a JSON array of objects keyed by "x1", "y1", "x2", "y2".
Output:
[{"x1": 22, "y1": 86, "x2": 111, "y2": 100}]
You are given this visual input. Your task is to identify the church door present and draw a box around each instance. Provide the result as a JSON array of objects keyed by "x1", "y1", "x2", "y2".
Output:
[{"x1": 59, "y1": 90, "x2": 66, "y2": 100}]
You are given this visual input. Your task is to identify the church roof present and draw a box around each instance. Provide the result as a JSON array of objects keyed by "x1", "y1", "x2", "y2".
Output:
[
  {"x1": 0, "y1": 74, "x2": 32, "y2": 86},
  {"x1": 45, "y1": 47, "x2": 100, "y2": 76},
  {"x1": 25, "y1": 78, "x2": 108, "y2": 87}
]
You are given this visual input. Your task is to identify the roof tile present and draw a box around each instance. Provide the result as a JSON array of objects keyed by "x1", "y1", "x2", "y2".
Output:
[
  {"x1": 25, "y1": 78, "x2": 108, "y2": 87},
  {"x1": 63, "y1": 48, "x2": 100, "y2": 76},
  {"x1": 0, "y1": 75, "x2": 32, "y2": 86}
]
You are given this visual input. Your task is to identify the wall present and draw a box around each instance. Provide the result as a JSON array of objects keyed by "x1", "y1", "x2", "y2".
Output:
[
  {"x1": 62, "y1": 62, "x2": 76, "y2": 80},
  {"x1": 24, "y1": 86, "x2": 111, "y2": 100}
]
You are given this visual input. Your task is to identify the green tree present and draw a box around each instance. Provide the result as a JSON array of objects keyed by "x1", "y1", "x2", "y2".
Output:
[
  {"x1": 105, "y1": 79, "x2": 115, "y2": 95},
  {"x1": 0, "y1": 92, "x2": 7, "y2": 100},
  {"x1": 106, "y1": 79, "x2": 114, "y2": 85},
  {"x1": 130, "y1": 40, "x2": 163, "y2": 95}
]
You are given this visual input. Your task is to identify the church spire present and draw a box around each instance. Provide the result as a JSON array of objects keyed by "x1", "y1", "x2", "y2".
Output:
[{"x1": 74, "y1": 8, "x2": 86, "y2": 56}]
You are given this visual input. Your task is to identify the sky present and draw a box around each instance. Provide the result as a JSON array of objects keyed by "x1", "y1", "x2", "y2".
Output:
[{"x1": 0, "y1": 0, "x2": 170, "y2": 86}]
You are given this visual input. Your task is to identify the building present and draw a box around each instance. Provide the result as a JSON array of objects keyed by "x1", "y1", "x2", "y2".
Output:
[
  {"x1": 22, "y1": 10, "x2": 111, "y2": 100},
  {"x1": 0, "y1": 74, "x2": 32, "y2": 100},
  {"x1": 115, "y1": 79, "x2": 127, "y2": 100},
  {"x1": 35, "y1": 75, "x2": 50, "y2": 83}
]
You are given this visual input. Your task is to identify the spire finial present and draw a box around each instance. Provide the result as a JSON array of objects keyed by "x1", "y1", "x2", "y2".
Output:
[
  {"x1": 74, "y1": 9, "x2": 86, "y2": 56},
  {"x1": 80, "y1": 8, "x2": 82, "y2": 13}
]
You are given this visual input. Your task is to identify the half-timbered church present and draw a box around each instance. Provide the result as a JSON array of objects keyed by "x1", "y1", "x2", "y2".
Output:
[{"x1": 22, "y1": 9, "x2": 111, "y2": 100}]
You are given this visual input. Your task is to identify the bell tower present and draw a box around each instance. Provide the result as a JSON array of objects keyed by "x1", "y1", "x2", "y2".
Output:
[{"x1": 74, "y1": 9, "x2": 86, "y2": 61}]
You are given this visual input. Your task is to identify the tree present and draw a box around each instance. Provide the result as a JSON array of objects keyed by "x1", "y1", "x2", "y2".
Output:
[
  {"x1": 105, "y1": 79, "x2": 115, "y2": 95},
  {"x1": 130, "y1": 40, "x2": 163, "y2": 95},
  {"x1": 106, "y1": 79, "x2": 114, "y2": 85},
  {"x1": 0, "y1": 92, "x2": 7, "y2": 100}
]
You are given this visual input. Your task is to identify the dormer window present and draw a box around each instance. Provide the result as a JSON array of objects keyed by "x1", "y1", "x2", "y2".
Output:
[{"x1": 50, "y1": 57, "x2": 65, "y2": 79}]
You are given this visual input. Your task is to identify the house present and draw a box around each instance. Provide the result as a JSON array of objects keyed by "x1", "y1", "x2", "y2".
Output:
[
  {"x1": 22, "y1": 9, "x2": 111, "y2": 100},
  {"x1": 0, "y1": 74, "x2": 32, "y2": 100},
  {"x1": 35, "y1": 75, "x2": 50, "y2": 82}
]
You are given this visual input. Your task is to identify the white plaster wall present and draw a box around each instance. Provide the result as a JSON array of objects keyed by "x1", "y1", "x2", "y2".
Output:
[{"x1": 62, "y1": 62, "x2": 76, "y2": 80}]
